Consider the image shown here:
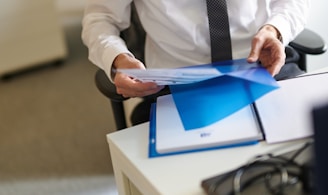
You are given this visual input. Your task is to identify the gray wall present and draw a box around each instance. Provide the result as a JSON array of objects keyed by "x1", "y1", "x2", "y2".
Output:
[{"x1": 306, "y1": 1, "x2": 328, "y2": 71}]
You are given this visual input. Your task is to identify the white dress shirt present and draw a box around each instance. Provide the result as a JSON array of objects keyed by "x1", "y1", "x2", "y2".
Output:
[{"x1": 82, "y1": 0, "x2": 310, "y2": 78}]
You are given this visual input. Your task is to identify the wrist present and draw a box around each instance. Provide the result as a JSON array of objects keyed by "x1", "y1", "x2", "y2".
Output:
[
  {"x1": 111, "y1": 53, "x2": 132, "y2": 81},
  {"x1": 260, "y1": 24, "x2": 282, "y2": 42},
  {"x1": 113, "y1": 53, "x2": 134, "y2": 69}
]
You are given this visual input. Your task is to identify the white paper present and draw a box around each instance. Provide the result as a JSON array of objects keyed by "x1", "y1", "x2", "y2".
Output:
[
  {"x1": 116, "y1": 68, "x2": 222, "y2": 85},
  {"x1": 255, "y1": 73, "x2": 328, "y2": 143}
]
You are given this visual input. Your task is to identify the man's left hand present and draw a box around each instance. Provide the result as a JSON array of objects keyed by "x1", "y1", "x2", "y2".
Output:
[{"x1": 247, "y1": 24, "x2": 286, "y2": 76}]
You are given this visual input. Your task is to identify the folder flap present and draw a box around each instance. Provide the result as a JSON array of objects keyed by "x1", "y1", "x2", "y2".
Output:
[{"x1": 169, "y1": 60, "x2": 278, "y2": 130}]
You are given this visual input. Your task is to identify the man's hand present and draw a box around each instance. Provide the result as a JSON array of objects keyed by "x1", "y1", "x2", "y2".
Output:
[
  {"x1": 112, "y1": 53, "x2": 164, "y2": 98},
  {"x1": 247, "y1": 25, "x2": 286, "y2": 76}
]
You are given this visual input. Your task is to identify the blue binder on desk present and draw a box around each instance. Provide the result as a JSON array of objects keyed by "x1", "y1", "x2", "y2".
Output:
[
  {"x1": 148, "y1": 99, "x2": 263, "y2": 158},
  {"x1": 148, "y1": 59, "x2": 279, "y2": 158}
]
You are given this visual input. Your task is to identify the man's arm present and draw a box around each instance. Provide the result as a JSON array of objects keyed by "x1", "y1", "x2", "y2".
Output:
[
  {"x1": 266, "y1": 0, "x2": 310, "y2": 45},
  {"x1": 81, "y1": 0, "x2": 163, "y2": 97},
  {"x1": 81, "y1": 0, "x2": 133, "y2": 79},
  {"x1": 247, "y1": 0, "x2": 310, "y2": 75}
]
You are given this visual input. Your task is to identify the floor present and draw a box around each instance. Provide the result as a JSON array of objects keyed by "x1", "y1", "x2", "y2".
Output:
[{"x1": 0, "y1": 3, "x2": 118, "y2": 195}]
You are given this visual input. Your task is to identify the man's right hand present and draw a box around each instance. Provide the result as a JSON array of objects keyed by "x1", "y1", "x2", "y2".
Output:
[{"x1": 112, "y1": 53, "x2": 164, "y2": 98}]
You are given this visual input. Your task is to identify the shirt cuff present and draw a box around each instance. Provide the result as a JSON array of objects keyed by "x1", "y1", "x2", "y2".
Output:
[
  {"x1": 265, "y1": 16, "x2": 293, "y2": 46},
  {"x1": 100, "y1": 36, "x2": 134, "y2": 82}
]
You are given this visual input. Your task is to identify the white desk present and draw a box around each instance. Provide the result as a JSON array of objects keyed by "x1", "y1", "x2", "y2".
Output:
[
  {"x1": 107, "y1": 67, "x2": 328, "y2": 195},
  {"x1": 107, "y1": 123, "x2": 310, "y2": 195}
]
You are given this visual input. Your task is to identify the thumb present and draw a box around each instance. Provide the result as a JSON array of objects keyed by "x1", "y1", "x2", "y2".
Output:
[
  {"x1": 247, "y1": 44, "x2": 261, "y2": 63},
  {"x1": 247, "y1": 34, "x2": 266, "y2": 63}
]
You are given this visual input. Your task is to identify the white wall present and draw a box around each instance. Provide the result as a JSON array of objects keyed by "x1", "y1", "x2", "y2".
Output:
[
  {"x1": 306, "y1": 1, "x2": 328, "y2": 71},
  {"x1": 55, "y1": 0, "x2": 86, "y2": 13}
]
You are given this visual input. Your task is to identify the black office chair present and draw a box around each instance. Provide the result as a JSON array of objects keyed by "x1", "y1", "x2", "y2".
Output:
[{"x1": 94, "y1": 5, "x2": 327, "y2": 130}]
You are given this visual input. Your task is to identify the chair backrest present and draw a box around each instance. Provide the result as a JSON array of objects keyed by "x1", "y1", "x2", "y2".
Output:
[{"x1": 120, "y1": 2, "x2": 146, "y2": 63}]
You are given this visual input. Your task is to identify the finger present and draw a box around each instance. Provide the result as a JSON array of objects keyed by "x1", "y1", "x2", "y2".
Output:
[
  {"x1": 116, "y1": 74, "x2": 163, "y2": 97},
  {"x1": 268, "y1": 48, "x2": 286, "y2": 76},
  {"x1": 270, "y1": 62, "x2": 284, "y2": 76},
  {"x1": 266, "y1": 65, "x2": 281, "y2": 76},
  {"x1": 247, "y1": 37, "x2": 263, "y2": 63},
  {"x1": 121, "y1": 84, "x2": 164, "y2": 98},
  {"x1": 264, "y1": 57, "x2": 284, "y2": 76}
]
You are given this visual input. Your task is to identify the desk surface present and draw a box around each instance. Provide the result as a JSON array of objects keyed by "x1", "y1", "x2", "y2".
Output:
[
  {"x1": 107, "y1": 123, "x2": 309, "y2": 195},
  {"x1": 107, "y1": 67, "x2": 328, "y2": 195}
]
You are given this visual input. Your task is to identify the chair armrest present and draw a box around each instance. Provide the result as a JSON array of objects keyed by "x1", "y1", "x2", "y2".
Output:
[
  {"x1": 289, "y1": 29, "x2": 327, "y2": 55},
  {"x1": 95, "y1": 69, "x2": 129, "y2": 102}
]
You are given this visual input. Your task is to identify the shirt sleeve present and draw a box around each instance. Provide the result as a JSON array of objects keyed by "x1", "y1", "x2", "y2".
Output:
[
  {"x1": 265, "y1": 0, "x2": 310, "y2": 45},
  {"x1": 81, "y1": 0, "x2": 134, "y2": 79}
]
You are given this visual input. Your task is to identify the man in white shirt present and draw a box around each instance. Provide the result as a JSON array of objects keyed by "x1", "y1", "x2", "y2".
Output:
[{"x1": 82, "y1": 0, "x2": 309, "y2": 125}]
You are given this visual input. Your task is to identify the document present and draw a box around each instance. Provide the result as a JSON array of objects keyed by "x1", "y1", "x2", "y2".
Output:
[
  {"x1": 116, "y1": 58, "x2": 263, "y2": 86},
  {"x1": 255, "y1": 72, "x2": 328, "y2": 143},
  {"x1": 117, "y1": 68, "x2": 222, "y2": 85}
]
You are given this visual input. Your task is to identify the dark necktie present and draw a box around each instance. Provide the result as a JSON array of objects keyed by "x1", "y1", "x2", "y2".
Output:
[{"x1": 206, "y1": 0, "x2": 232, "y2": 62}]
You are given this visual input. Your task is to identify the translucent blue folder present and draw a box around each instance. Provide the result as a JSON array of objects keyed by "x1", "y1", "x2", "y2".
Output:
[{"x1": 169, "y1": 59, "x2": 279, "y2": 130}]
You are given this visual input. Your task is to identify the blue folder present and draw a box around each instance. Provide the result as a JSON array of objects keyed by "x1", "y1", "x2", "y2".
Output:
[{"x1": 169, "y1": 59, "x2": 279, "y2": 130}]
